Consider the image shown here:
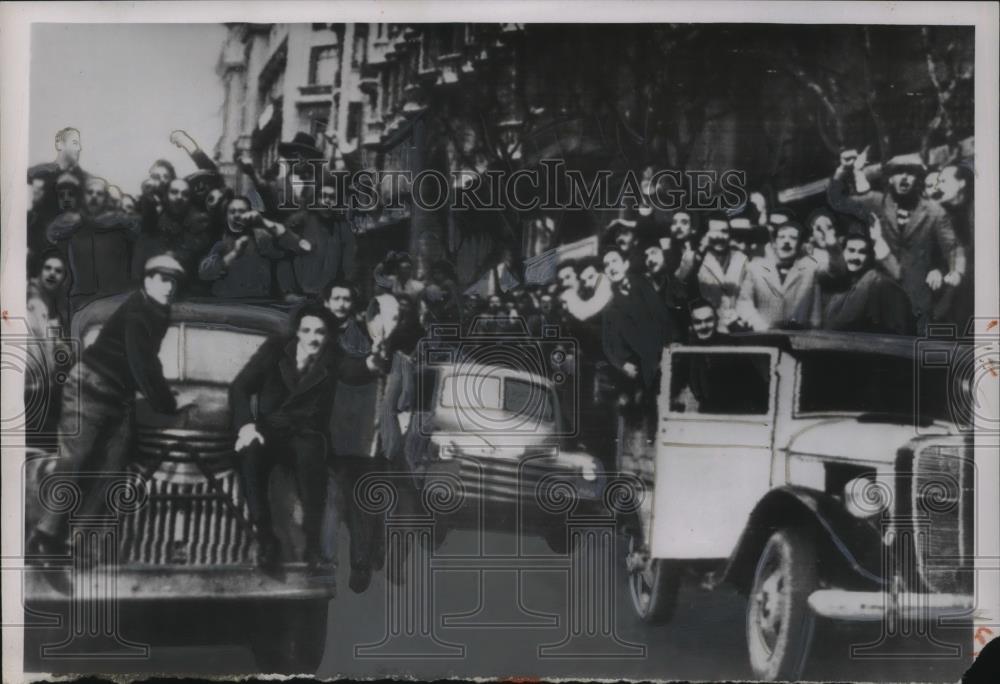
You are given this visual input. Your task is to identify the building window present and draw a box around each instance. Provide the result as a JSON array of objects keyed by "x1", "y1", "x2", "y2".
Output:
[
  {"x1": 311, "y1": 117, "x2": 329, "y2": 142},
  {"x1": 353, "y1": 25, "x2": 368, "y2": 67},
  {"x1": 309, "y1": 44, "x2": 341, "y2": 86},
  {"x1": 347, "y1": 102, "x2": 363, "y2": 143}
]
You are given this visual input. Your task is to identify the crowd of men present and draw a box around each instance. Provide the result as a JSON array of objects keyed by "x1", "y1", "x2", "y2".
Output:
[{"x1": 23, "y1": 125, "x2": 974, "y2": 592}]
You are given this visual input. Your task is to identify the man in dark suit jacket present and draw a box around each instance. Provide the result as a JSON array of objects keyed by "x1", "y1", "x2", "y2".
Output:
[
  {"x1": 230, "y1": 303, "x2": 378, "y2": 576},
  {"x1": 601, "y1": 245, "x2": 677, "y2": 396}
]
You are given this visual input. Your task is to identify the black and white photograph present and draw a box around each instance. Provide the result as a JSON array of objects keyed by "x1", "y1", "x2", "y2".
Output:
[{"x1": 1, "y1": 2, "x2": 998, "y2": 682}]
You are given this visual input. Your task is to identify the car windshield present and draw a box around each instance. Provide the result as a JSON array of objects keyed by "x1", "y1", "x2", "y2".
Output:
[
  {"x1": 796, "y1": 350, "x2": 967, "y2": 425},
  {"x1": 440, "y1": 374, "x2": 554, "y2": 423}
]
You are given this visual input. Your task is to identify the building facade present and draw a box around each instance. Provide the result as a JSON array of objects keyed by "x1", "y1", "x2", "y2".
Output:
[{"x1": 214, "y1": 23, "x2": 974, "y2": 290}]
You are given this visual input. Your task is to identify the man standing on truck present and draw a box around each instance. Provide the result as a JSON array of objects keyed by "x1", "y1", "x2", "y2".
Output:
[
  {"x1": 27, "y1": 254, "x2": 191, "y2": 561},
  {"x1": 230, "y1": 303, "x2": 381, "y2": 580}
]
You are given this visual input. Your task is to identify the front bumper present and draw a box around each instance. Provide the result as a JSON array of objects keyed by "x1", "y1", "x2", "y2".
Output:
[
  {"x1": 24, "y1": 564, "x2": 335, "y2": 602},
  {"x1": 808, "y1": 588, "x2": 974, "y2": 621}
]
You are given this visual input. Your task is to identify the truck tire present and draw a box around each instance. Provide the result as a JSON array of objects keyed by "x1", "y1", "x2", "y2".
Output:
[
  {"x1": 248, "y1": 598, "x2": 329, "y2": 675},
  {"x1": 625, "y1": 532, "x2": 680, "y2": 624},
  {"x1": 745, "y1": 527, "x2": 817, "y2": 681}
]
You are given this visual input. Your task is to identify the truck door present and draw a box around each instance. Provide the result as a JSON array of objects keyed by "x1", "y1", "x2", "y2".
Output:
[{"x1": 650, "y1": 345, "x2": 779, "y2": 560}]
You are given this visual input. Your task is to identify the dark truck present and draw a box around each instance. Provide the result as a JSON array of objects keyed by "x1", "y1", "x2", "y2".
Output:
[{"x1": 24, "y1": 295, "x2": 331, "y2": 674}]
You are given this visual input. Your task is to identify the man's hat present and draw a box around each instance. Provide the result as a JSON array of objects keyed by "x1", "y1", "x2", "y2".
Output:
[
  {"x1": 768, "y1": 206, "x2": 796, "y2": 227},
  {"x1": 278, "y1": 132, "x2": 324, "y2": 160},
  {"x1": 55, "y1": 172, "x2": 81, "y2": 189},
  {"x1": 144, "y1": 254, "x2": 186, "y2": 280},
  {"x1": 884, "y1": 153, "x2": 927, "y2": 178}
]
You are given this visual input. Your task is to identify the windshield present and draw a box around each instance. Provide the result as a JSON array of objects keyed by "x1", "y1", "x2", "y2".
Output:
[
  {"x1": 796, "y1": 350, "x2": 967, "y2": 425},
  {"x1": 440, "y1": 374, "x2": 554, "y2": 423}
]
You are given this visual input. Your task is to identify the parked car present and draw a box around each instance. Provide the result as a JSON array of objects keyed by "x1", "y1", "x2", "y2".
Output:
[
  {"x1": 24, "y1": 295, "x2": 330, "y2": 674},
  {"x1": 402, "y1": 351, "x2": 606, "y2": 553},
  {"x1": 618, "y1": 329, "x2": 976, "y2": 680}
]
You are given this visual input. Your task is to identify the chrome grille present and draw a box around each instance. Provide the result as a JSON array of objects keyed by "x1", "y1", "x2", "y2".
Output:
[
  {"x1": 911, "y1": 437, "x2": 974, "y2": 595},
  {"x1": 119, "y1": 428, "x2": 254, "y2": 566}
]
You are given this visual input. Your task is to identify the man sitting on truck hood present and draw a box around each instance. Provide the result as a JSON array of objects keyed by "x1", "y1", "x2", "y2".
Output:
[{"x1": 230, "y1": 303, "x2": 381, "y2": 580}]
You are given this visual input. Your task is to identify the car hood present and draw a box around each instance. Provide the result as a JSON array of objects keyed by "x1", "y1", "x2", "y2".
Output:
[{"x1": 784, "y1": 416, "x2": 953, "y2": 464}]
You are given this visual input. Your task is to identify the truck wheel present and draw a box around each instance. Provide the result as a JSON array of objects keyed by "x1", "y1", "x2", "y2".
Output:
[
  {"x1": 625, "y1": 533, "x2": 679, "y2": 624},
  {"x1": 248, "y1": 599, "x2": 329, "y2": 675},
  {"x1": 745, "y1": 528, "x2": 817, "y2": 681}
]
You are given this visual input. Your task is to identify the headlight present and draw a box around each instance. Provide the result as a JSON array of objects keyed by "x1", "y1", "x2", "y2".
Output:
[{"x1": 843, "y1": 476, "x2": 893, "y2": 519}]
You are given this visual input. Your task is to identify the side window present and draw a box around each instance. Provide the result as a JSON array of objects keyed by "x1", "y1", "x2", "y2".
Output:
[{"x1": 669, "y1": 351, "x2": 772, "y2": 415}]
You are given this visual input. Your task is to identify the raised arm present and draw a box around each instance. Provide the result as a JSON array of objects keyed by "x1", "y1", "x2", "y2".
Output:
[{"x1": 170, "y1": 129, "x2": 220, "y2": 174}]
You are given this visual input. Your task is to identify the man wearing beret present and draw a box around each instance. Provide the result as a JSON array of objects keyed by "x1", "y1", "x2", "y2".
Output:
[
  {"x1": 27, "y1": 254, "x2": 194, "y2": 564},
  {"x1": 828, "y1": 151, "x2": 963, "y2": 332}
]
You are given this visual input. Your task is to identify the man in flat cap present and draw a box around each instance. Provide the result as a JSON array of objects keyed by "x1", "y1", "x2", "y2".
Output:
[
  {"x1": 828, "y1": 151, "x2": 962, "y2": 332},
  {"x1": 28, "y1": 254, "x2": 193, "y2": 563}
]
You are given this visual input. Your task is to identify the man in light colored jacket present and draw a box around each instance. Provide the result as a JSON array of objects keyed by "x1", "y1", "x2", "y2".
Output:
[{"x1": 737, "y1": 220, "x2": 845, "y2": 331}]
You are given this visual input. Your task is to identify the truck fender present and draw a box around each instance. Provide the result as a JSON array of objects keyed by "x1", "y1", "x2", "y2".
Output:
[{"x1": 721, "y1": 486, "x2": 886, "y2": 594}]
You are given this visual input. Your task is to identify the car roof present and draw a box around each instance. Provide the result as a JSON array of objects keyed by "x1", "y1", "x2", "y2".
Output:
[
  {"x1": 71, "y1": 294, "x2": 292, "y2": 339},
  {"x1": 430, "y1": 363, "x2": 554, "y2": 389},
  {"x1": 723, "y1": 330, "x2": 967, "y2": 360}
]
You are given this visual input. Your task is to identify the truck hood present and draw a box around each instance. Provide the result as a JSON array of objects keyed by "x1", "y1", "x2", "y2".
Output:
[{"x1": 784, "y1": 416, "x2": 953, "y2": 464}]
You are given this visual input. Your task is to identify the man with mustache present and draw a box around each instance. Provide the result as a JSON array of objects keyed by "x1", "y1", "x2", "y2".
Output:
[
  {"x1": 736, "y1": 219, "x2": 845, "y2": 331},
  {"x1": 823, "y1": 222, "x2": 914, "y2": 335},
  {"x1": 692, "y1": 213, "x2": 751, "y2": 332},
  {"x1": 198, "y1": 196, "x2": 311, "y2": 299},
  {"x1": 828, "y1": 152, "x2": 962, "y2": 332},
  {"x1": 230, "y1": 303, "x2": 380, "y2": 579}
]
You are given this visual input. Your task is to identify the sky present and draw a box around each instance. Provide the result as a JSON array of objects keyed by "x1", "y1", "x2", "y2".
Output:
[{"x1": 29, "y1": 23, "x2": 227, "y2": 196}]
